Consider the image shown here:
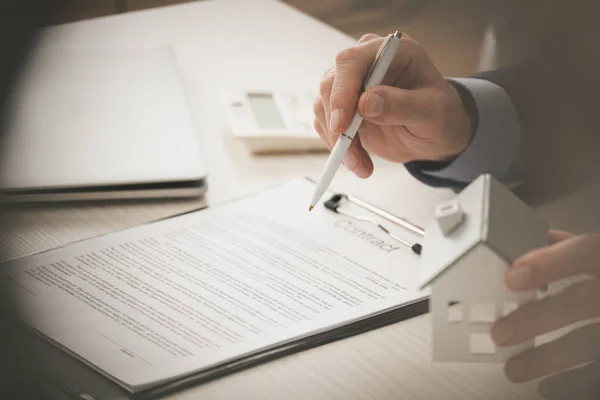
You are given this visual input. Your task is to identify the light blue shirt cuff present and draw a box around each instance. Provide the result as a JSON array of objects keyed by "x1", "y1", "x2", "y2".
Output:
[{"x1": 424, "y1": 77, "x2": 523, "y2": 189}]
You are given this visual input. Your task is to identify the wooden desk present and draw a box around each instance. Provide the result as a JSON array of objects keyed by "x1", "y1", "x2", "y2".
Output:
[{"x1": 3, "y1": 1, "x2": 546, "y2": 398}]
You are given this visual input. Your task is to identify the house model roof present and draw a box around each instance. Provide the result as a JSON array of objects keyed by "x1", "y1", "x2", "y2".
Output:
[{"x1": 418, "y1": 174, "x2": 548, "y2": 290}]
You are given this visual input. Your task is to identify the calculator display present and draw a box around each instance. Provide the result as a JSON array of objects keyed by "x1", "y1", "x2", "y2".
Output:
[{"x1": 247, "y1": 93, "x2": 286, "y2": 129}]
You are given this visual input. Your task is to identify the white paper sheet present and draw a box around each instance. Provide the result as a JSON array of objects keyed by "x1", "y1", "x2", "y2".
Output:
[{"x1": 1, "y1": 178, "x2": 427, "y2": 391}]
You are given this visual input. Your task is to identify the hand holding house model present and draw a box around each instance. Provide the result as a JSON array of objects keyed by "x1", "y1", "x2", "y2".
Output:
[{"x1": 419, "y1": 174, "x2": 549, "y2": 362}]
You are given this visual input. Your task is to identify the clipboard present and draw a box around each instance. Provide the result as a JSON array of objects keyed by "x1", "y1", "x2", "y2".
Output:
[
  {"x1": 322, "y1": 192, "x2": 424, "y2": 255},
  {"x1": 16, "y1": 178, "x2": 430, "y2": 400}
]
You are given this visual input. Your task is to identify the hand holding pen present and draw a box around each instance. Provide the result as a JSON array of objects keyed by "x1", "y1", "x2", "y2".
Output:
[{"x1": 310, "y1": 32, "x2": 476, "y2": 208}]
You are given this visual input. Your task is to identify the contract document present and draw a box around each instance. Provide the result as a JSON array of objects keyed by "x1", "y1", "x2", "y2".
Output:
[{"x1": 1, "y1": 178, "x2": 428, "y2": 396}]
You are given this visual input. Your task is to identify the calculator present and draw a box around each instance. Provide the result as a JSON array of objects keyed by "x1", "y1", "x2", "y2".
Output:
[{"x1": 224, "y1": 89, "x2": 327, "y2": 154}]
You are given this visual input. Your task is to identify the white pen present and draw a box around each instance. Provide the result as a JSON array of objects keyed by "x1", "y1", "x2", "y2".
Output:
[{"x1": 309, "y1": 31, "x2": 403, "y2": 211}]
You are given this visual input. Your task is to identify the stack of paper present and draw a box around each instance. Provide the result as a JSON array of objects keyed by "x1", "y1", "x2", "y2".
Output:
[{"x1": 1, "y1": 178, "x2": 428, "y2": 397}]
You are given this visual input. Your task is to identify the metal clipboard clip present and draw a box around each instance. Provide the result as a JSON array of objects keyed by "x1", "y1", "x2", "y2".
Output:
[{"x1": 323, "y1": 193, "x2": 425, "y2": 255}]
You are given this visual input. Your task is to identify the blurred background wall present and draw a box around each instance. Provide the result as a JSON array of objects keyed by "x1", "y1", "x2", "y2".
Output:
[{"x1": 45, "y1": 0, "x2": 500, "y2": 77}]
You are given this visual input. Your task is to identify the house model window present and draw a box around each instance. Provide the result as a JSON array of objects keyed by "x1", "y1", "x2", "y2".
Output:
[{"x1": 418, "y1": 174, "x2": 549, "y2": 363}]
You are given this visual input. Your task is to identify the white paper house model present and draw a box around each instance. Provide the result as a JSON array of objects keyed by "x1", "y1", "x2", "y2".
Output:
[{"x1": 418, "y1": 174, "x2": 548, "y2": 362}]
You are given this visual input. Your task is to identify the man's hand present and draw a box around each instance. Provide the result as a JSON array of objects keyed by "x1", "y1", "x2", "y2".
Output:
[
  {"x1": 313, "y1": 33, "x2": 474, "y2": 178},
  {"x1": 491, "y1": 230, "x2": 600, "y2": 399}
]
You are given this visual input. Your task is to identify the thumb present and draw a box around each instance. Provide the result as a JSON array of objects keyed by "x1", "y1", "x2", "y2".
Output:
[{"x1": 357, "y1": 86, "x2": 438, "y2": 127}]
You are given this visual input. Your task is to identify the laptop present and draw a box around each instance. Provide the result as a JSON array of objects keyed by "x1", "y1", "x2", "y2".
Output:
[{"x1": 0, "y1": 45, "x2": 207, "y2": 202}]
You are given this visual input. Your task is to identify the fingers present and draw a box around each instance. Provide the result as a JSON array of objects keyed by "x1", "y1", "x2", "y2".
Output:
[
  {"x1": 314, "y1": 32, "x2": 441, "y2": 172},
  {"x1": 315, "y1": 56, "x2": 374, "y2": 177},
  {"x1": 319, "y1": 68, "x2": 335, "y2": 147},
  {"x1": 342, "y1": 134, "x2": 373, "y2": 179},
  {"x1": 548, "y1": 229, "x2": 574, "y2": 245},
  {"x1": 314, "y1": 33, "x2": 443, "y2": 160},
  {"x1": 503, "y1": 323, "x2": 600, "y2": 383},
  {"x1": 314, "y1": 34, "x2": 379, "y2": 149},
  {"x1": 356, "y1": 33, "x2": 381, "y2": 44},
  {"x1": 328, "y1": 35, "x2": 416, "y2": 138},
  {"x1": 313, "y1": 96, "x2": 330, "y2": 148},
  {"x1": 328, "y1": 38, "x2": 383, "y2": 137},
  {"x1": 313, "y1": 96, "x2": 374, "y2": 178},
  {"x1": 491, "y1": 279, "x2": 600, "y2": 346},
  {"x1": 538, "y1": 360, "x2": 600, "y2": 399},
  {"x1": 313, "y1": 118, "x2": 326, "y2": 144},
  {"x1": 506, "y1": 233, "x2": 600, "y2": 291},
  {"x1": 357, "y1": 86, "x2": 443, "y2": 127}
]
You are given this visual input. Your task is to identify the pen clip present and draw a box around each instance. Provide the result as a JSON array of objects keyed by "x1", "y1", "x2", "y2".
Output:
[{"x1": 324, "y1": 193, "x2": 347, "y2": 212}]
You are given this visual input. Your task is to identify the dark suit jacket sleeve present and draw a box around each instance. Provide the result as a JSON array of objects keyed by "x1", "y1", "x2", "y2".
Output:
[{"x1": 405, "y1": 67, "x2": 525, "y2": 191}]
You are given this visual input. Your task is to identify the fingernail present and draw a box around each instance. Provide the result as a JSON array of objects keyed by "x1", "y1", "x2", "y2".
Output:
[
  {"x1": 491, "y1": 320, "x2": 513, "y2": 346},
  {"x1": 330, "y1": 109, "x2": 340, "y2": 133},
  {"x1": 506, "y1": 266, "x2": 532, "y2": 289},
  {"x1": 343, "y1": 151, "x2": 358, "y2": 171},
  {"x1": 366, "y1": 92, "x2": 384, "y2": 117},
  {"x1": 354, "y1": 161, "x2": 370, "y2": 179}
]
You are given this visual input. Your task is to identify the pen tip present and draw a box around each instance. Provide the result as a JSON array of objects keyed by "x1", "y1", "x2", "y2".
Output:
[{"x1": 308, "y1": 206, "x2": 314, "y2": 212}]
